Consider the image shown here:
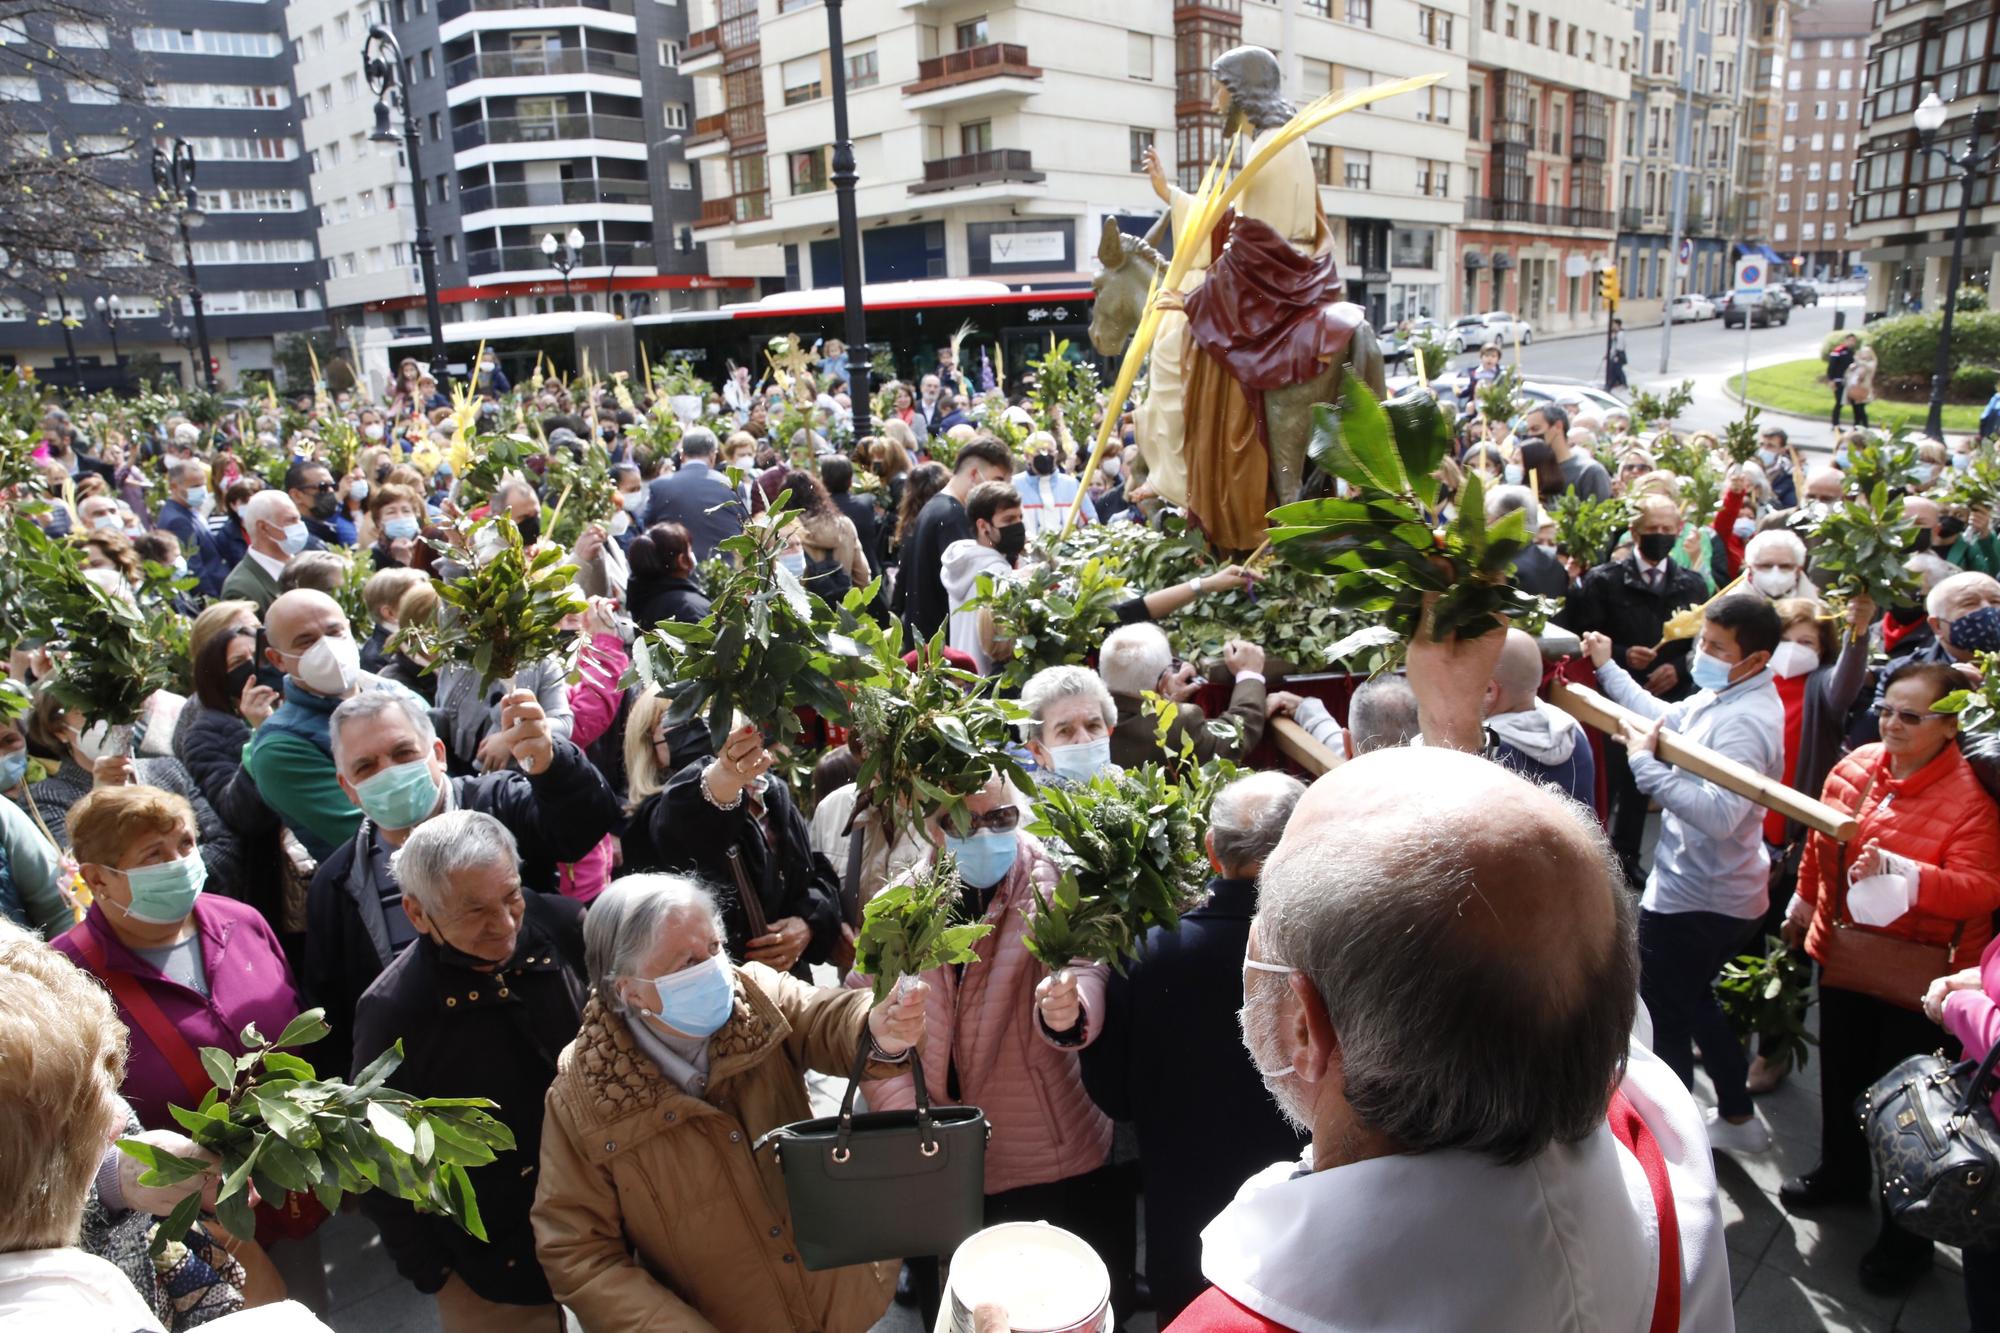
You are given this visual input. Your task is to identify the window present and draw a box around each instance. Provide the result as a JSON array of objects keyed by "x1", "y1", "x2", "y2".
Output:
[
  {"x1": 658, "y1": 38, "x2": 679, "y2": 66},
  {"x1": 1814, "y1": 69, "x2": 1830, "y2": 88},
  {"x1": 1788, "y1": 39, "x2": 1803, "y2": 56},
  {"x1": 166, "y1": 134, "x2": 303, "y2": 161},
  {"x1": 1129, "y1": 127, "x2": 1154, "y2": 173},
  {"x1": 1776, "y1": 191, "x2": 1790, "y2": 210},
  {"x1": 1812, "y1": 100, "x2": 1826, "y2": 119},
  {"x1": 1825, "y1": 220, "x2": 1838, "y2": 239},
  {"x1": 960, "y1": 119, "x2": 992, "y2": 155},
  {"x1": 663, "y1": 101, "x2": 687, "y2": 129},
  {"x1": 1344, "y1": 150, "x2": 1371, "y2": 189},
  {"x1": 1829, "y1": 162, "x2": 1842, "y2": 181},
  {"x1": 1483, "y1": 0, "x2": 1495, "y2": 30},
  {"x1": 1505, "y1": 4, "x2": 1518, "y2": 36},
  {"x1": 845, "y1": 41, "x2": 877, "y2": 88},
  {"x1": 133, "y1": 28, "x2": 285, "y2": 56},
  {"x1": 1841, "y1": 38, "x2": 1855, "y2": 57},
  {"x1": 1301, "y1": 59, "x2": 1332, "y2": 98},
  {"x1": 1417, "y1": 85, "x2": 1450, "y2": 123},
  {"x1": 1802, "y1": 222, "x2": 1817, "y2": 240},
  {"x1": 1781, "y1": 134, "x2": 1796, "y2": 151},
  {"x1": 150, "y1": 83, "x2": 291, "y2": 109},
  {"x1": 1837, "y1": 68, "x2": 1852, "y2": 89},
  {"x1": 310, "y1": 26, "x2": 325, "y2": 51},
  {"x1": 421, "y1": 49, "x2": 434, "y2": 78},
  {"x1": 955, "y1": 17, "x2": 989, "y2": 49},
  {"x1": 1528, "y1": 12, "x2": 1539, "y2": 44},
  {"x1": 194, "y1": 187, "x2": 308, "y2": 212},
  {"x1": 427, "y1": 112, "x2": 440, "y2": 142},
  {"x1": 1779, "y1": 162, "x2": 1793, "y2": 181},
  {"x1": 1786, "y1": 68, "x2": 1800, "y2": 89},
  {"x1": 1392, "y1": 226, "x2": 1436, "y2": 267},
  {"x1": 1807, "y1": 160, "x2": 1821, "y2": 180},
  {"x1": 1785, "y1": 102, "x2": 1798, "y2": 122},
  {"x1": 65, "y1": 80, "x2": 118, "y2": 104},
  {"x1": 1419, "y1": 6, "x2": 1452, "y2": 45},
  {"x1": 52, "y1": 21, "x2": 107, "y2": 47},
  {"x1": 1803, "y1": 190, "x2": 1819, "y2": 210},
  {"x1": 308, "y1": 148, "x2": 321, "y2": 172},
  {"x1": 341, "y1": 73, "x2": 359, "y2": 102},
  {"x1": 667, "y1": 160, "x2": 691, "y2": 190},
  {"x1": 1810, "y1": 132, "x2": 1824, "y2": 151},
  {"x1": 1836, "y1": 100, "x2": 1848, "y2": 119},
  {"x1": 1127, "y1": 31, "x2": 1151, "y2": 79},
  {"x1": 789, "y1": 145, "x2": 830, "y2": 194},
  {"x1": 335, "y1": 12, "x2": 351, "y2": 38},
  {"x1": 1773, "y1": 222, "x2": 1788, "y2": 241},
  {"x1": 781, "y1": 55, "x2": 822, "y2": 105},
  {"x1": 1345, "y1": 0, "x2": 1372, "y2": 25},
  {"x1": 317, "y1": 85, "x2": 332, "y2": 111}
]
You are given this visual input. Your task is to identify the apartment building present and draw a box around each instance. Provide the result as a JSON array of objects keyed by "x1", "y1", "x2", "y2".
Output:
[
  {"x1": 1617, "y1": 0, "x2": 1749, "y2": 313},
  {"x1": 1455, "y1": 0, "x2": 1633, "y2": 334},
  {"x1": 0, "y1": 0, "x2": 323, "y2": 385},
  {"x1": 680, "y1": 0, "x2": 1467, "y2": 330},
  {"x1": 1732, "y1": 0, "x2": 1784, "y2": 252},
  {"x1": 1767, "y1": 0, "x2": 1868, "y2": 279},
  {"x1": 1849, "y1": 0, "x2": 1998, "y2": 313}
]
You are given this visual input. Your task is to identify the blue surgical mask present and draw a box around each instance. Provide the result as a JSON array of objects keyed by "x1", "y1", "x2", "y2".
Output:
[
  {"x1": 1733, "y1": 517, "x2": 1757, "y2": 540},
  {"x1": 1690, "y1": 645, "x2": 1736, "y2": 693},
  {"x1": 1833, "y1": 449, "x2": 1850, "y2": 471},
  {"x1": 1954, "y1": 453, "x2": 1974, "y2": 472},
  {"x1": 1045, "y1": 736, "x2": 1112, "y2": 784},
  {"x1": 355, "y1": 758, "x2": 441, "y2": 830},
  {"x1": 1919, "y1": 464, "x2": 1940, "y2": 484},
  {"x1": 279, "y1": 520, "x2": 310, "y2": 555},
  {"x1": 185, "y1": 485, "x2": 209, "y2": 511},
  {"x1": 641, "y1": 952, "x2": 736, "y2": 1038},
  {"x1": 0, "y1": 750, "x2": 25, "y2": 791},
  {"x1": 115, "y1": 850, "x2": 208, "y2": 925},
  {"x1": 944, "y1": 829, "x2": 1018, "y2": 889},
  {"x1": 1756, "y1": 447, "x2": 1780, "y2": 469},
  {"x1": 1503, "y1": 462, "x2": 1525, "y2": 485},
  {"x1": 778, "y1": 551, "x2": 807, "y2": 578},
  {"x1": 384, "y1": 515, "x2": 421, "y2": 542}
]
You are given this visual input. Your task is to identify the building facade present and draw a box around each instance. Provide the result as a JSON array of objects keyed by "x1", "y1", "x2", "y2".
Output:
[
  {"x1": 1849, "y1": 0, "x2": 1998, "y2": 314},
  {"x1": 1732, "y1": 0, "x2": 1784, "y2": 254},
  {"x1": 0, "y1": 0, "x2": 324, "y2": 386},
  {"x1": 1768, "y1": 0, "x2": 1868, "y2": 279},
  {"x1": 1455, "y1": 0, "x2": 1633, "y2": 334}
]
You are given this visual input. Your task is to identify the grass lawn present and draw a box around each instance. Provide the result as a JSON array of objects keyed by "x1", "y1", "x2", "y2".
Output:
[{"x1": 1727, "y1": 359, "x2": 1984, "y2": 434}]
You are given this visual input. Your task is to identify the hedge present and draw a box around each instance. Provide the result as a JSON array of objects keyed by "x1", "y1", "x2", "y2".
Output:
[{"x1": 1824, "y1": 310, "x2": 2000, "y2": 377}]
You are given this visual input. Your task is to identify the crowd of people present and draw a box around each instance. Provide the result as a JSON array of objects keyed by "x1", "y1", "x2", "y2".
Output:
[{"x1": 0, "y1": 339, "x2": 1997, "y2": 1333}]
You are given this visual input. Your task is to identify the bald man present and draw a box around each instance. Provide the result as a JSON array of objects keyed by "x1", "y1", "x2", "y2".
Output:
[
  {"x1": 1802, "y1": 467, "x2": 1845, "y2": 506},
  {"x1": 1479, "y1": 628, "x2": 1594, "y2": 807},
  {"x1": 245, "y1": 589, "x2": 426, "y2": 859},
  {"x1": 1181, "y1": 745, "x2": 1730, "y2": 1330}
]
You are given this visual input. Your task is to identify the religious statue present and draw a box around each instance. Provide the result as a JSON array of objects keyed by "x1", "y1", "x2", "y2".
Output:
[{"x1": 1093, "y1": 45, "x2": 1385, "y2": 552}]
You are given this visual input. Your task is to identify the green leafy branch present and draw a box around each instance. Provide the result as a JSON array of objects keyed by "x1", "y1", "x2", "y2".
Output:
[
  {"x1": 966, "y1": 556, "x2": 1131, "y2": 691},
  {"x1": 1788, "y1": 481, "x2": 1921, "y2": 612},
  {"x1": 852, "y1": 854, "x2": 994, "y2": 1003},
  {"x1": 1716, "y1": 938, "x2": 1818, "y2": 1073},
  {"x1": 1550, "y1": 493, "x2": 1627, "y2": 568},
  {"x1": 1629, "y1": 379, "x2": 1695, "y2": 430},
  {"x1": 396, "y1": 516, "x2": 587, "y2": 694}
]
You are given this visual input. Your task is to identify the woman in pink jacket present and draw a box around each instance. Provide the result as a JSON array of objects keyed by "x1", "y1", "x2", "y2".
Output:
[
  {"x1": 1925, "y1": 935, "x2": 2000, "y2": 1323},
  {"x1": 556, "y1": 598, "x2": 627, "y2": 903},
  {"x1": 858, "y1": 771, "x2": 1127, "y2": 1322}
]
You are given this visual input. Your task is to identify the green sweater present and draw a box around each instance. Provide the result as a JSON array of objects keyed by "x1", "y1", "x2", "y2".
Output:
[{"x1": 242, "y1": 728, "x2": 360, "y2": 860}]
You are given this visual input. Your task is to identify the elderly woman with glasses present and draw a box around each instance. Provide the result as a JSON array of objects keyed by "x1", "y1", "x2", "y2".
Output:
[
  {"x1": 1782, "y1": 659, "x2": 2000, "y2": 1294},
  {"x1": 531, "y1": 873, "x2": 926, "y2": 1332}
]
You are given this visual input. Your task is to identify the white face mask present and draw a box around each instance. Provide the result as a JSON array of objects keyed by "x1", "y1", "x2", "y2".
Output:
[
  {"x1": 1240, "y1": 959, "x2": 1312, "y2": 1134},
  {"x1": 1769, "y1": 640, "x2": 1820, "y2": 679},
  {"x1": 292, "y1": 631, "x2": 360, "y2": 696},
  {"x1": 619, "y1": 488, "x2": 648, "y2": 515},
  {"x1": 1750, "y1": 566, "x2": 1799, "y2": 598}
]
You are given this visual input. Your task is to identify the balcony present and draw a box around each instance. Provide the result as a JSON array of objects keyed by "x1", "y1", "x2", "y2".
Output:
[
  {"x1": 464, "y1": 240, "x2": 655, "y2": 278},
  {"x1": 445, "y1": 47, "x2": 640, "y2": 87},
  {"x1": 457, "y1": 177, "x2": 652, "y2": 214},
  {"x1": 687, "y1": 110, "x2": 730, "y2": 157},
  {"x1": 1570, "y1": 133, "x2": 1606, "y2": 162},
  {"x1": 453, "y1": 111, "x2": 646, "y2": 152},
  {"x1": 440, "y1": 0, "x2": 633, "y2": 19},
  {"x1": 1619, "y1": 206, "x2": 1643, "y2": 231},
  {"x1": 693, "y1": 191, "x2": 771, "y2": 229},
  {"x1": 1463, "y1": 197, "x2": 1614, "y2": 230},
  {"x1": 1492, "y1": 117, "x2": 1532, "y2": 147},
  {"x1": 682, "y1": 24, "x2": 721, "y2": 72},
  {"x1": 901, "y1": 43, "x2": 1042, "y2": 109},
  {"x1": 909, "y1": 148, "x2": 1044, "y2": 195}
]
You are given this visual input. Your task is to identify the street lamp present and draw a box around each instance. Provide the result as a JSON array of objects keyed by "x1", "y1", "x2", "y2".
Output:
[
  {"x1": 1913, "y1": 92, "x2": 2000, "y2": 439},
  {"x1": 93, "y1": 295, "x2": 123, "y2": 386},
  {"x1": 50, "y1": 289, "x2": 80, "y2": 389},
  {"x1": 151, "y1": 139, "x2": 216, "y2": 393},
  {"x1": 824, "y1": 0, "x2": 871, "y2": 442},
  {"x1": 365, "y1": 24, "x2": 449, "y2": 383},
  {"x1": 542, "y1": 227, "x2": 584, "y2": 310}
]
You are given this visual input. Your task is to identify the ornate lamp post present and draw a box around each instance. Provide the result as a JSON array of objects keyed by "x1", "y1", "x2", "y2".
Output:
[
  {"x1": 824, "y1": 0, "x2": 870, "y2": 441},
  {"x1": 541, "y1": 226, "x2": 584, "y2": 309},
  {"x1": 365, "y1": 24, "x2": 449, "y2": 382},
  {"x1": 93, "y1": 295, "x2": 124, "y2": 386},
  {"x1": 151, "y1": 139, "x2": 215, "y2": 392},
  {"x1": 1913, "y1": 92, "x2": 2000, "y2": 439}
]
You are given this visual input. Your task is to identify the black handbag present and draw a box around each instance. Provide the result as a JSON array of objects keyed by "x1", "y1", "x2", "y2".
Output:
[
  {"x1": 1856, "y1": 1039, "x2": 2000, "y2": 1249},
  {"x1": 754, "y1": 1041, "x2": 988, "y2": 1271}
]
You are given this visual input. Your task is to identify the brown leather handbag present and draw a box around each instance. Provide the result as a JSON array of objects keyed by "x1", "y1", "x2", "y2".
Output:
[{"x1": 1815, "y1": 770, "x2": 1960, "y2": 1012}]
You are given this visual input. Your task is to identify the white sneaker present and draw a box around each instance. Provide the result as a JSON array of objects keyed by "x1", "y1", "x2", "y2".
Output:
[{"x1": 1703, "y1": 1106, "x2": 1773, "y2": 1154}]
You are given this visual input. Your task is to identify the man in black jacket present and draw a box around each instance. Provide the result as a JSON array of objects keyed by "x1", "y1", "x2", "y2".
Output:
[
  {"x1": 305, "y1": 689, "x2": 620, "y2": 1073},
  {"x1": 1557, "y1": 493, "x2": 1708, "y2": 883},
  {"x1": 351, "y1": 808, "x2": 586, "y2": 1332},
  {"x1": 1079, "y1": 771, "x2": 1307, "y2": 1323},
  {"x1": 819, "y1": 455, "x2": 881, "y2": 578},
  {"x1": 902, "y1": 436, "x2": 1021, "y2": 640}
]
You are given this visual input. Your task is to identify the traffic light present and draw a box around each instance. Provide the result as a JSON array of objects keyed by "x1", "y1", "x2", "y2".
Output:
[
  {"x1": 1791, "y1": 254, "x2": 1805, "y2": 271},
  {"x1": 1599, "y1": 267, "x2": 1619, "y2": 306}
]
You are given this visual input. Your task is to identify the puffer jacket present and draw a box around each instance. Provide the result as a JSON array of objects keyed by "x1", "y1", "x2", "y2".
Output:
[
  {"x1": 1798, "y1": 742, "x2": 2000, "y2": 971},
  {"x1": 795, "y1": 508, "x2": 872, "y2": 590},
  {"x1": 857, "y1": 833, "x2": 1113, "y2": 1196},
  {"x1": 533, "y1": 966, "x2": 899, "y2": 1333}
]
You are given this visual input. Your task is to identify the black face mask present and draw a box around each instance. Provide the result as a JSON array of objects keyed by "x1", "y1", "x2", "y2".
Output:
[
  {"x1": 1031, "y1": 452, "x2": 1056, "y2": 477},
  {"x1": 309, "y1": 491, "x2": 339, "y2": 520},
  {"x1": 1636, "y1": 531, "x2": 1677, "y2": 563},
  {"x1": 994, "y1": 520, "x2": 1027, "y2": 561},
  {"x1": 1913, "y1": 527, "x2": 1935, "y2": 553},
  {"x1": 1939, "y1": 515, "x2": 1969, "y2": 541},
  {"x1": 515, "y1": 513, "x2": 541, "y2": 547},
  {"x1": 223, "y1": 660, "x2": 256, "y2": 707}
]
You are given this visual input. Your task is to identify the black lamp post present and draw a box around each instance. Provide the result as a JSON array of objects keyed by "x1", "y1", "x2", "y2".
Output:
[
  {"x1": 365, "y1": 24, "x2": 449, "y2": 383},
  {"x1": 151, "y1": 139, "x2": 216, "y2": 392},
  {"x1": 542, "y1": 227, "x2": 584, "y2": 310},
  {"x1": 825, "y1": 0, "x2": 870, "y2": 442},
  {"x1": 93, "y1": 295, "x2": 124, "y2": 386},
  {"x1": 51, "y1": 288, "x2": 81, "y2": 388},
  {"x1": 1913, "y1": 93, "x2": 2000, "y2": 439}
]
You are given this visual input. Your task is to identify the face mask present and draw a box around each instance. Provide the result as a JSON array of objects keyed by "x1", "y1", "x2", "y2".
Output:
[
  {"x1": 1948, "y1": 605, "x2": 2000, "y2": 653},
  {"x1": 619, "y1": 488, "x2": 648, "y2": 515},
  {"x1": 73, "y1": 720, "x2": 113, "y2": 763},
  {"x1": 778, "y1": 551, "x2": 807, "y2": 578},
  {"x1": 1689, "y1": 644, "x2": 1736, "y2": 693},
  {"x1": 1918, "y1": 464, "x2": 1940, "y2": 484},
  {"x1": 113, "y1": 850, "x2": 208, "y2": 925},
  {"x1": 1749, "y1": 566, "x2": 1798, "y2": 598},
  {"x1": 1756, "y1": 447, "x2": 1780, "y2": 469},
  {"x1": 350, "y1": 480, "x2": 369, "y2": 503},
  {"x1": 279, "y1": 520, "x2": 310, "y2": 556},
  {"x1": 224, "y1": 659, "x2": 257, "y2": 705},
  {"x1": 944, "y1": 829, "x2": 1018, "y2": 889},
  {"x1": 90, "y1": 512, "x2": 121, "y2": 533},
  {"x1": 641, "y1": 951, "x2": 736, "y2": 1038},
  {"x1": 1733, "y1": 517, "x2": 1757, "y2": 540},
  {"x1": 1770, "y1": 640, "x2": 1821, "y2": 679},
  {"x1": 1636, "y1": 531, "x2": 1677, "y2": 563},
  {"x1": 310, "y1": 492, "x2": 339, "y2": 520},
  {"x1": 293, "y1": 631, "x2": 360, "y2": 695},
  {"x1": 1953, "y1": 453, "x2": 1974, "y2": 472},
  {"x1": 1535, "y1": 538, "x2": 1557, "y2": 552},
  {"x1": 1046, "y1": 736, "x2": 1112, "y2": 784},
  {"x1": 384, "y1": 515, "x2": 421, "y2": 542},
  {"x1": 1939, "y1": 515, "x2": 1969, "y2": 541},
  {"x1": 1833, "y1": 449, "x2": 1850, "y2": 471},
  {"x1": 514, "y1": 513, "x2": 541, "y2": 546},
  {"x1": 994, "y1": 520, "x2": 1027, "y2": 561},
  {"x1": 1031, "y1": 453, "x2": 1056, "y2": 477},
  {"x1": 1239, "y1": 962, "x2": 1312, "y2": 1133},
  {"x1": 0, "y1": 750, "x2": 25, "y2": 790},
  {"x1": 1102, "y1": 455, "x2": 1122, "y2": 479},
  {"x1": 364, "y1": 424, "x2": 384, "y2": 441},
  {"x1": 354, "y1": 757, "x2": 441, "y2": 830},
  {"x1": 185, "y1": 485, "x2": 209, "y2": 511},
  {"x1": 171, "y1": 557, "x2": 189, "y2": 578}
]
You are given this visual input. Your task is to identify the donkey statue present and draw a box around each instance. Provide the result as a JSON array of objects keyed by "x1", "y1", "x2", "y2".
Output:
[{"x1": 1088, "y1": 215, "x2": 1386, "y2": 507}]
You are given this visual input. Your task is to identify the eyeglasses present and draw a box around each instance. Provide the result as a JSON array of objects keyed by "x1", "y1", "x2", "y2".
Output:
[
  {"x1": 1873, "y1": 705, "x2": 1947, "y2": 727},
  {"x1": 305, "y1": 481, "x2": 338, "y2": 493},
  {"x1": 962, "y1": 806, "x2": 1022, "y2": 833}
]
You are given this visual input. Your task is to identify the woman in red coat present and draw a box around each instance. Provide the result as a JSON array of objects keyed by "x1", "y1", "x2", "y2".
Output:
[{"x1": 1782, "y1": 659, "x2": 2000, "y2": 1294}]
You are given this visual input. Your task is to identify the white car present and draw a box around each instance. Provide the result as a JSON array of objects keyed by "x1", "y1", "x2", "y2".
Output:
[
  {"x1": 1668, "y1": 294, "x2": 1716, "y2": 322},
  {"x1": 1465, "y1": 310, "x2": 1533, "y2": 351}
]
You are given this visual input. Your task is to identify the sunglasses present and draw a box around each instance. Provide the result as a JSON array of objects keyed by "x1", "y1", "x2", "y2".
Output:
[
  {"x1": 962, "y1": 806, "x2": 1022, "y2": 833},
  {"x1": 1873, "y1": 705, "x2": 1948, "y2": 728}
]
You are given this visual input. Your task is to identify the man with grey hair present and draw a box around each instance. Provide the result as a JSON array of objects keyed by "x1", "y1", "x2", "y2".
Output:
[
  {"x1": 305, "y1": 685, "x2": 620, "y2": 1075},
  {"x1": 153, "y1": 455, "x2": 224, "y2": 595},
  {"x1": 1082, "y1": 770, "x2": 1306, "y2": 1323},
  {"x1": 641, "y1": 426, "x2": 744, "y2": 559},
  {"x1": 1743, "y1": 527, "x2": 1815, "y2": 601},
  {"x1": 220, "y1": 488, "x2": 308, "y2": 612},
  {"x1": 351, "y1": 809, "x2": 587, "y2": 1333},
  {"x1": 1187, "y1": 618, "x2": 1729, "y2": 1329},
  {"x1": 1019, "y1": 664, "x2": 1118, "y2": 784},
  {"x1": 1345, "y1": 674, "x2": 1419, "y2": 755},
  {"x1": 1100, "y1": 622, "x2": 1267, "y2": 769}
]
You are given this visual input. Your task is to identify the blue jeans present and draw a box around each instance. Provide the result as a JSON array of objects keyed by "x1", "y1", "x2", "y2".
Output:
[{"x1": 1639, "y1": 907, "x2": 1761, "y2": 1118}]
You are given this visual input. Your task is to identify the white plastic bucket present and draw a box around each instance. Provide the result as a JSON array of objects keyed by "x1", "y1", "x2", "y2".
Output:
[{"x1": 945, "y1": 1222, "x2": 1111, "y2": 1333}]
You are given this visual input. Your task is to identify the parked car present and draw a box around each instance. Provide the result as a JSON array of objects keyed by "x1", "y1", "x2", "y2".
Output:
[
  {"x1": 1447, "y1": 314, "x2": 1497, "y2": 353},
  {"x1": 1445, "y1": 311, "x2": 1534, "y2": 353},
  {"x1": 1722, "y1": 287, "x2": 1794, "y2": 328},
  {"x1": 1783, "y1": 280, "x2": 1819, "y2": 306},
  {"x1": 1517, "y1": 379, "x2": 1628, "y2": 419},
  {"x1": 1477, "y1": 310, "x2": 1534, "y2": 347},
  {"x1": 1380, "y1": 317, "x2": 1449, "y2": 368},
  {"x1": 1668, "y1": 294, "x2": 1716, "y2": 322}
]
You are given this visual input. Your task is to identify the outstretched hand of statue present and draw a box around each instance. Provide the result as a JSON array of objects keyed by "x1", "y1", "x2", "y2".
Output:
[{"x1": 1142, "y1": 145, "x2": 1170, "y2": 204}]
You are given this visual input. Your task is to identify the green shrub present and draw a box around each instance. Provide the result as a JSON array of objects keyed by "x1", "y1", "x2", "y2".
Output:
[
  {"x1": 1958, "y1": 285, "x2": 1990, "y2": 313},
  {"x1": 1953, "y1": 364, "x2": 1998, "y2": 399},
  {"x1": 1858, "y1": 310, "x2": 2000, "y2": 378}
]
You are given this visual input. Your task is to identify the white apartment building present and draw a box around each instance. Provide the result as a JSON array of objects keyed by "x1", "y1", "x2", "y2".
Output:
[{"x1": 680, "y1": 0, "x2": 1467, "y2": 329}]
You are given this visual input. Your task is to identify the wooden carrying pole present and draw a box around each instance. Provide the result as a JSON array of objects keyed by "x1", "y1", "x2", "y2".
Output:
[
  {"x1": 1547, "y1": 679, "x2": 1858, "y2": 841},
  {"x1": 1270, "y1": 717, "x2": 1342, "y2": 776}
]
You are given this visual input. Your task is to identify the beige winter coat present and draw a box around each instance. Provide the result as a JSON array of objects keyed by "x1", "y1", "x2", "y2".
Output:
[{"x1": 795, "y1": 509, "x2": 872, "y2": 589}]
